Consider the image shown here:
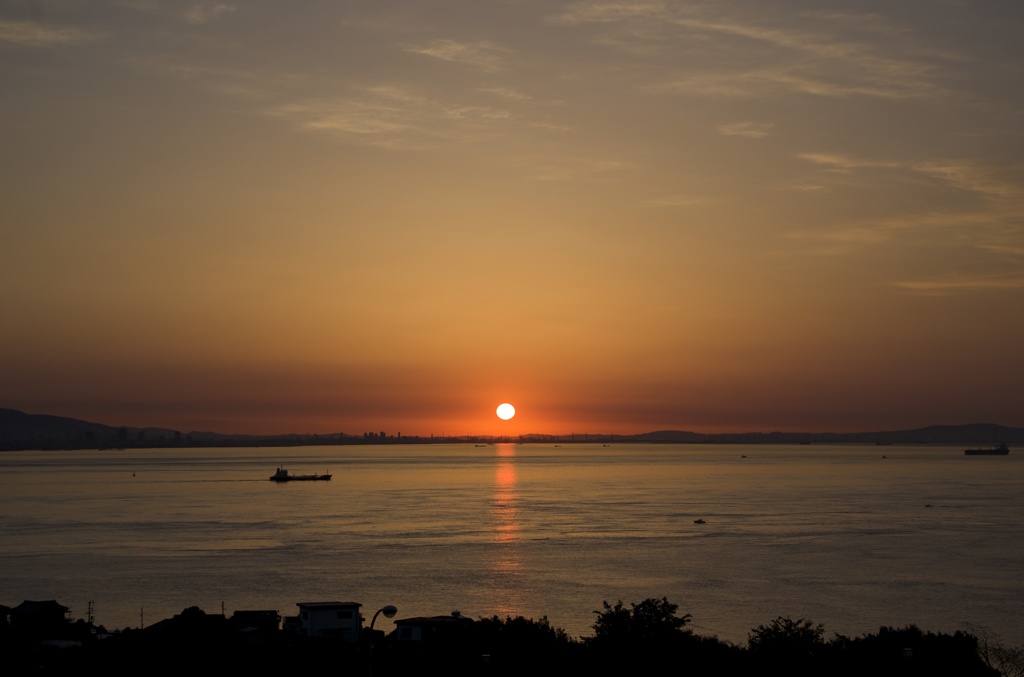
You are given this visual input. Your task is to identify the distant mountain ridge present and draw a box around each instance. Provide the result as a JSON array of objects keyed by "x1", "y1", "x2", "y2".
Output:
[
  {"x1": 1, "y1": 408, "x2": 1021, "y2": 451},
  {"x1": 0, "y1": 408, "x2": 187, "y2": 448},
  {"x1": 623, "y1": 423, "x2": 1022, "y2": 445}
]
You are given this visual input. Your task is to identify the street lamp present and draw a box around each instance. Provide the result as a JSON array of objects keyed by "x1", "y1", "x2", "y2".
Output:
[
  {"x1": 370, "y1": 604, "x2": 398, "y2": 630},
  {"x1": 368, "y1": 604, "x2": 397, "y2": 677}
]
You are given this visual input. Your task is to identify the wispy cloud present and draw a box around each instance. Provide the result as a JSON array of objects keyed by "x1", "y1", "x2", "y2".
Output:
[
  {"x1": 407, "y1": 39, "x2": 509, "y2": 72},
  {"x1": 554, "y1": 3, "x2": 947, "y2": 100},
  {"x1": 528, "y1": 121, "x2": 570, "y2": 133},
  {"x1": 800, "y1": 154, "x2": 1024, "y2": 205},
  {"x1": 184, "y1": 3, "x2": 236, "y2": 25},
  {"x1": 654, "y1": 58, "x2": 939, "y2": 100},
  {"x1": 798, "y1": 153, "x2": 901, "y2": 173},
  {"x1": 786, "y1": 183, "x2": 827, "y2": 193},
  {"x1": 787, "y1": 226, "x2": 891, "y2": 247},
  {"x1": 646, "y1": 194, "x2": 711, "y2": 207},
  {"x1": 980, "y1": 243, "x2": 1024, "y2": 257},
  {"x1": 718, "y1": 121, "x2": 773, "y2": 138},
  {"x1": 116, "y1": 0, "x2": 236, "y2": 25},
  {"x1": 785, "y1": 152, "x2": 1024, "y2": 292},
  {"x1": 0, "y1": 18, "x2": 102, "y2": 47},
  {"x1": 479, "y1": 86, "x2": 532, "y2": 102},
  {"x1": 133, "y1": 51, "x2": 568, "y2": 156},
  {"x1": 914, "y1": 161, "x2": 1024, "y2": 201},
  {"x1": 799, "y1": 11, "x2": 904, "y2": 35},
  {"x1": 892, "y1": 275, "x2": 1024, "y2": 294},
  {"x1": 551, "y1": 2, "x2": 668, "y2": 26},
  {"x1": 505, "y1": 154, "x2": 636, "y2": 182},
  {"x1": 784, "y1": 222, "x2": 898, "y2": 257},
  {"x1": 269, "y1": 84, "x2": 516, "y2": 150}
]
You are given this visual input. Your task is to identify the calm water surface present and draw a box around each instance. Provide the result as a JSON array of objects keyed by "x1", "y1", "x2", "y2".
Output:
[{"x1": 1, "y1": 444, "x2": 1021, "y2": 644}]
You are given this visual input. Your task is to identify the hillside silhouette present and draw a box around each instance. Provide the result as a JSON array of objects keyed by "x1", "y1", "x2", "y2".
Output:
[{"x1": 2, "y1": 408, "x2": 1021, "y2": 451}]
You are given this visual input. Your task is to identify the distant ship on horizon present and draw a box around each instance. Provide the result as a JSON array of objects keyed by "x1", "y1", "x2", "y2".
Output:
[
  {"x1": 964, "y1": 442, "x2": 1010, "y2": 456},
  {"x1": 269, "y1": 467, "x2": 332, "y2": 482}
]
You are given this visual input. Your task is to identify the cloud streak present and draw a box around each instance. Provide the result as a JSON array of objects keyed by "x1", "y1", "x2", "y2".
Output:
[
  {"x1": 269, "y1": 84, "x2": 516, "y2": 150},
  {"x1": 790, "y1": 152, "x2": 1024, "y2": 292},
  {"x1": 0, "y1": 18, "x2": 102, "y2": 47},
  {"x1": 798, "y1": 153, "x2": 901, "y2": 173},
  {"x1": 184, "y1": 3, "x2": 236, "y2": 25},
  {"x1": 407, "y1": 39, "x2": 509, "y2": 72},
  {"x1": 554, "y1": 2, "x2": 948, "y2": 99},
  {"x1": 718, "y1": 121, "x2": 773, "y2": 138},
  {"x1": 893, "y1": 275, "x2": 1024, "y2": 294},
  {"x1": 799, "y1": 153, "x2": 1024, "y2": 205}
]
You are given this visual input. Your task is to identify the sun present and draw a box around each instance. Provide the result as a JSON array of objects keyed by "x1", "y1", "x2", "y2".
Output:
[{"x1": 496, "y1": 403, "x2": 516, "y2": 420}]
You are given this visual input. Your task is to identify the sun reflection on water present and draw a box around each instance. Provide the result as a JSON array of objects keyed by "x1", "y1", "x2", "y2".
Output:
[{"x1": 490, "y1": 443, "x2": 524, "y2": 615}]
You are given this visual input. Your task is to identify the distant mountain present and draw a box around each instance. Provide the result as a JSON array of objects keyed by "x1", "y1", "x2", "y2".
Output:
[
  {"x1": 0, "y1": 408, "x2": 360, "y2": 450},
  {"x1": 0, "y1": 408, "x2": 183, "y2": 449},
  {"x1": 0, "y1": 408, "x2": 116, "y2": 439},
  {"x1": 1, "y1": 407, "x2": 1021, "y2": 451},
  {"x1": 625, "y1": 424, "x2": 1023, "y2": 445}
]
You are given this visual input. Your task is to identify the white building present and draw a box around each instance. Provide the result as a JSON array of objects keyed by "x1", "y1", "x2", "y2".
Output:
[{"x1": 294, "y1": 602, "x2": 363, "y2": 642}]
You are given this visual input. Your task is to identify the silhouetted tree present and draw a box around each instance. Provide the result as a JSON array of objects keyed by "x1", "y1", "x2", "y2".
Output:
[
  {"x1": 586, "y1": 598, "x2": 745, "y2": 676},
  {"x1": 837, "y1": 625, "x2": 999, "y2": 677},
  {"x1": 474, "y1": 615, "x2": 579, "y2": 675},
  {"x1": 969, "y1": 624, "x2": 1024, "y2": 677},
  {"x1": 477, "y1": 614, "x2": 574, "y2": 647},
  {"x1": 589, "y1": 597, "x2": 692, "y2": 670},
  {"x1": 591, "y1": 597, "x2": 691, "y2": 649},
  {"x1": 747, "y1": 616, "x2": 828, "y2": 675},
  {"x1": 748, "y1": 616, "x2": 824, "y2": 654}
]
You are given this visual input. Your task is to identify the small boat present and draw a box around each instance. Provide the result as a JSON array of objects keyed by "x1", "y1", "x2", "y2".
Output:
[
  {"x1": 964, "y1": 442, "x2": 1010, "y2": 456},
  {"x1": 693, "y1": 519, "x2": 706, "y2": 525},
  {"x1": 269, "y1": 467, "x2": 332, "y2": 482}
]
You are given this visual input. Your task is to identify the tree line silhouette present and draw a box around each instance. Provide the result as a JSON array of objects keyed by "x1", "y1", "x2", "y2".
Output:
[{"x1": 4, "y1": 596, "x2": 1019, "y2": 676}]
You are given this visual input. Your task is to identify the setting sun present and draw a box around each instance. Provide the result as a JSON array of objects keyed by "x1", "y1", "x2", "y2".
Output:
[{"x1": 496, "y1": 403, "x2": 516, "y2": 421}]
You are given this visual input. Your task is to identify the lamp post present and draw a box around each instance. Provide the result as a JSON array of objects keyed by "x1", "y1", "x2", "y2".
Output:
[
  {"x1": 370, "y1": 604, "x2": 398, "y2": 631},
  {"x1": 368, "y1": 605, "x2": 397, "y2": 677}
]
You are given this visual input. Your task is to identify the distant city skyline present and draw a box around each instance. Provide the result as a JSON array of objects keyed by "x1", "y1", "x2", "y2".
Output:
[{"x1": 2, "y1": 2, "x2": 1023, "y2": 436}]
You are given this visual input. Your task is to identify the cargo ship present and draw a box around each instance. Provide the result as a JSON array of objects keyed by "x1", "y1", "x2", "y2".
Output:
[
  {"x1": 269, "y1": 467, "x2": 332, "y2": 481},
  {"x1": 964, "y1": 442, "x2": 1010, "y2": 456}
]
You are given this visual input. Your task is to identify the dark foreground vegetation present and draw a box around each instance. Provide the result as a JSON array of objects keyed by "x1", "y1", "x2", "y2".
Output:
[{"x1": 3, "y1": 597, "x2": 1020, "y2": 676}]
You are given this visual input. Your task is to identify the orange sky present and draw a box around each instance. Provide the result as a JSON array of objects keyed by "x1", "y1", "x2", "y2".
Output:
[{"x1": 2, "y1": 2, "x2": 1023, "y2": 436}]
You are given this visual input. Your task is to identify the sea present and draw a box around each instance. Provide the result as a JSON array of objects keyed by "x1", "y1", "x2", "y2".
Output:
[{"x1": 1, "y1": 443, "x2": 1022, "y2": 645}]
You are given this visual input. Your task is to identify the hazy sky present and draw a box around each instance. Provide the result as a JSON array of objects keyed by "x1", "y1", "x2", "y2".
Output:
[{"x1": 3, "y1": 1, "x2": 1023, "y2": 436}]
